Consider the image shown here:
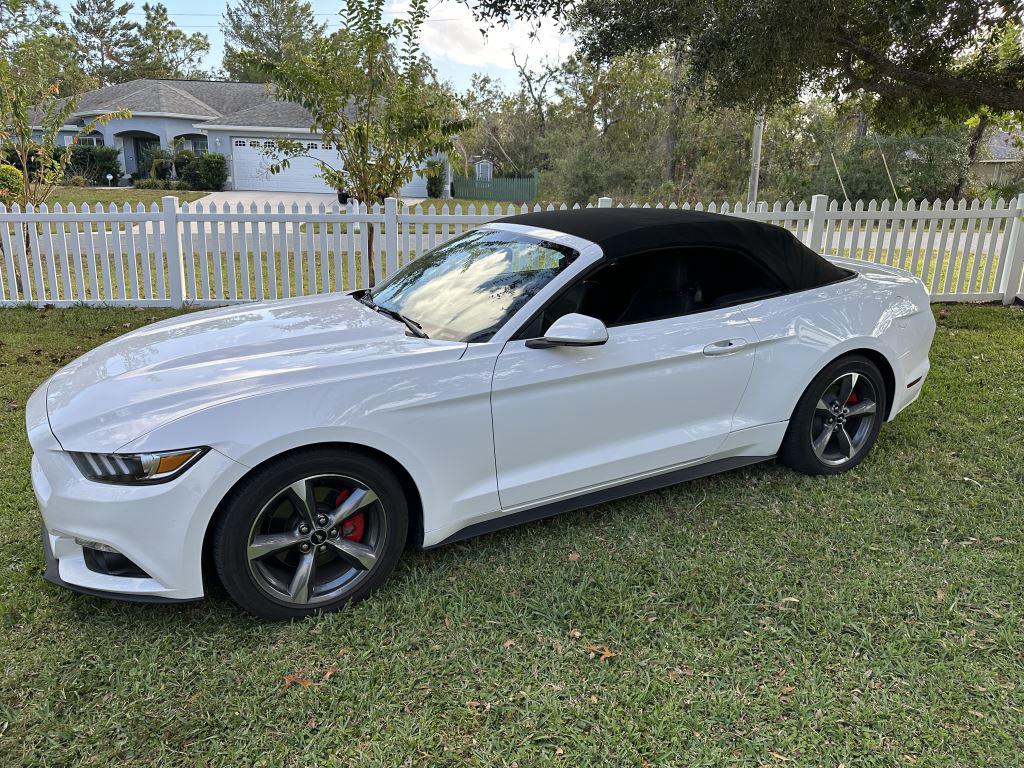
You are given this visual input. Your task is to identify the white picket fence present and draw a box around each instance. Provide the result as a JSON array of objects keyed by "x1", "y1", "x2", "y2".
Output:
[{"x1": 1, "y1": 193, "x2": 1022, "y2": 308}]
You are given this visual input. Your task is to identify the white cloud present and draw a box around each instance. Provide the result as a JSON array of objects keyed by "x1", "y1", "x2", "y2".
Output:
[{"x1": 386, "y1": 1, "x2": 573, "y2": 73}]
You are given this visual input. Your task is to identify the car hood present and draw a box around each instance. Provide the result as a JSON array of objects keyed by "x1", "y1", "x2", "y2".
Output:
[{"x1": 45, "y1": 294, "x2": 466, "y2": 452}]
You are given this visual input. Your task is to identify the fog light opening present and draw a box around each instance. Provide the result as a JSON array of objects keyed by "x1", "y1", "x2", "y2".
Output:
[{"x1": 82, "y1": 547, "x2": 151, "y2": 579}]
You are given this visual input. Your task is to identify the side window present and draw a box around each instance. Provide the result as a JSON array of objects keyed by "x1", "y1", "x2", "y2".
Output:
[
  {"x1": 518, "y1": 246, "x2": 782, "y2": 337},
  {"x1": 681, "y1": 246, "x2": 783, "y2": 312}
]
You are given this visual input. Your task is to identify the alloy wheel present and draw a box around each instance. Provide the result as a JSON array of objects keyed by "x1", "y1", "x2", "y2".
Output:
[
  {"x1": 245, "y1": 474, "x2": 385, "y2": 607},
  {"x1": 810, "y1": 371, "x2": 880, "y2": 467}
]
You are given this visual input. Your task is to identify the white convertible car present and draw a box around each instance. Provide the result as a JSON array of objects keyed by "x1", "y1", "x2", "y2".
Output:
[{"x1": 27, "y1": 209, "x2": 935, "y2": 618}]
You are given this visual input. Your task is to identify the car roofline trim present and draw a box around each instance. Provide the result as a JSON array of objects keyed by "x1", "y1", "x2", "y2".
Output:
[{"x1": 481, "y1": 222, "x2": 600, "y2": 256}]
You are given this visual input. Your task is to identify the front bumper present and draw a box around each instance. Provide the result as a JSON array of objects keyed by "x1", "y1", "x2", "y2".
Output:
[
  {"x1": 30, "y1": 403, "x2": 249, "y2": 601},
  {"x1": 40, "y1": 524, "x2": 199, "y2": 603}
]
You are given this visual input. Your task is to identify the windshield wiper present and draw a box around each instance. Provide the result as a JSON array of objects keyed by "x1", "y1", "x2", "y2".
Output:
[
  {"x1": 375, "y1": 305, "x2": 429, "y2": 339},
  {"x1": 356, "y1": 291, "x2": 429, "y2": 339}
]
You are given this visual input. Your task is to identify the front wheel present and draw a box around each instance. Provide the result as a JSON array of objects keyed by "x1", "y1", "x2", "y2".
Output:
[
  {"x1": 779, "y1": 355, "x2": 887, "y2": 475},
  {"x1": 213, "y1": 448, "x2": 408, "y2": 619}
]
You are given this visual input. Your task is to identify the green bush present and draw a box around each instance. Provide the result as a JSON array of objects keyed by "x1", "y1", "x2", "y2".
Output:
[
  {"x1": 182, "y1": 152, "x2": 227, "y2": 191},
  {"x1": 4, "y1": 144, "x2": 123, "y2": 187},
  {"x1": 141, "y1": 147, "x2": 172, "y2": 180},
  {"x1": 63, "y1": 145, "x2": 123, "y2": 186},
  {"x1": 134, "y1": 178, "x2": 194, "y2": 191},
  {"x1": 172, "y1": 149, "x2": 197, "y2": 181},
  {"x1": 133, "y1": 178, "x2": 174, "y2": 190},
  {"x1": 980, "y1": 163, "x2": 1024, "y2": 201},
  {"x1": 0, "y1": 163, "x2": 22, "y2": 205},
  {"x1": 984, "y1": 182, "x2": 1024, "y2": 200},
  {"x1": 425, "y1": 159, "x2": 445, "y2": 198},
  {"x1": 134, "y1": 175, "x2": 205, "y2": 193},
  {"x1": 142, "y1": 146, "x2": 197, "y2": 182}
]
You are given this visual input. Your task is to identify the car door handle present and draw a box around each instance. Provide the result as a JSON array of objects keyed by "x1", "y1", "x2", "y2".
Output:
[{"x1": 702, "y1": 338, "x2": 748, "y2": 356}]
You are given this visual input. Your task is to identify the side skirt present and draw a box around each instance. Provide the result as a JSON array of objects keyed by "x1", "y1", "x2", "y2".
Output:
[{"x1": 429, "y1": 454, "x2": 774, "y2": 548}]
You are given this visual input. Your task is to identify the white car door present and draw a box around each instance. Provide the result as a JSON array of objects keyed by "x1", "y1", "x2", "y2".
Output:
[{"x1": 490, "y1": 246, "x2": 762, "y2": 509}]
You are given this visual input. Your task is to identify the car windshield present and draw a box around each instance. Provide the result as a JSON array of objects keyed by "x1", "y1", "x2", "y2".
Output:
[{"x1": 367, "y1": 228, "x2": 578, "y2": 342}]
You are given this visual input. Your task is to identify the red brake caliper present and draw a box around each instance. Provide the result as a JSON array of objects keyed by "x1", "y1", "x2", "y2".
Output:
[
  {"x1": 847, "y1": 392, "x2": 859, "y2": 405},
  {"x1": 334, "y1": 489, "x2": 365, "y2": 542}
]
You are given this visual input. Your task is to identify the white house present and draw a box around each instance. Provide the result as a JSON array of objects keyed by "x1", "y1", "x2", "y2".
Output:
[
  {"x1": 37, "y1": 79, "x2": 448, "y2": 196},
  {"x1": 973, "y1": 128, "x2": 1023, "y2": 187}
]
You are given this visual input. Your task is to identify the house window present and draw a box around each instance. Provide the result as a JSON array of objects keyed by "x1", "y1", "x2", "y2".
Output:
[
  {"x1": 234, "y1": 139, "x2": 246, "y2": 147},
  {"x1": 192, "y1": 138, "x2": 208, "y2": 155},
  {"x1": 306, "y1": 142, "x2": 319, "y2": 149},
  {"x1": 77, "y1": 134, "x2": 104, "y2": 147}
]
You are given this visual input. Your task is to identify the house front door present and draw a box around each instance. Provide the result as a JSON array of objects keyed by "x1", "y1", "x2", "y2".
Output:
[{"x1": 132, "y1": 138, "x2": 161, "y2": 178}]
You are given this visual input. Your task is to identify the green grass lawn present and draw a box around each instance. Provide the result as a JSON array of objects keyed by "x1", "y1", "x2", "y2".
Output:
[
  {"x1": 1, "y1": 303, "x2": 1023, "y2": 766},
  {"x1": 37, "y1": 186, "x2": 207, "y2": 210}
]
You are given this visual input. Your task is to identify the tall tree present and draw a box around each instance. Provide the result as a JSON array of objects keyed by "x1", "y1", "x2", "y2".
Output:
[
  {"x1": 1, "y1": 41, "x2": 127, "y2": 288},
  {"x1": 457, "y1": 73, "x2": 532, "y2": 175},
  {"x1": 470, "y1": 0, "x2": 1024, "y2": 120},
  {"x1": 221, "y1": 0, "x2": 325, "y2": 82},
  {"x1": 2, "y1": 0, "x2": 94, "y2": 97},
  {"x1": 541, "y1": 52, "x2": 671, "y2": 201},
  {"x1": 70, "y1": 0, "x2": 144, "y2": 86},
  {"x1": 136, "y1": 2, "x2": 211, "y2": 79},
  {"x1": 0, "y1": 0, "x2": 62, "y2": 56},
  {"x1": 251, "y1": 0, "x2": 468, "y2": 286}
]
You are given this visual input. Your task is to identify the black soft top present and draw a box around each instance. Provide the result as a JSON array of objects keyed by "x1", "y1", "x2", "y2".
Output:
[{"x1": 498, "y1": 207, "x2": 850, "y2": 291}]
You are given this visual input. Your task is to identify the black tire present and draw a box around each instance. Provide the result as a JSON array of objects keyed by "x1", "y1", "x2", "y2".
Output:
[
  {"x1": 779, "y1": 355, "x2": 888, "y2": 476},
  {"x1": 213, "y1": 448, "x2": 408, "y2": 619}
]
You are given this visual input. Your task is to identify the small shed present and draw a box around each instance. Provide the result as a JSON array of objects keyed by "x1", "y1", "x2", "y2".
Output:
[{"x1": 474, "y1": 159, "x2": 494, "y2": 182}]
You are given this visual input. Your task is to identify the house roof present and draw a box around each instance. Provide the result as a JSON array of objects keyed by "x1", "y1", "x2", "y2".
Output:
[
  {"x1": 75, "y1": 81, "x2": 223, "y2": 118},
  {"x1": 40, "y1": 79, "x2": 310, "y2": 130},
  {"x1": 193, "y1": 100, "x2": 314, "y2": 130},
  {"x1": 984, "y1": 129, "x2": 1023, "y2": 162}
]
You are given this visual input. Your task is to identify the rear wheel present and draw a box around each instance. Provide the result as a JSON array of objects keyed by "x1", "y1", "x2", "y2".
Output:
[
  {"x1": 780, "y1": 355, "x2": 887, "y2": 475},
  {"x1": 213, "y1": 448, "x2": 407, "y2": 619}
]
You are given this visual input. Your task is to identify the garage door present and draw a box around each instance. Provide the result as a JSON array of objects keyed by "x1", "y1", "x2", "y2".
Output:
[
  {"x1": 231, "y1": 138, "x2": 338, "y2": 193},
  {"x1": 231, "y1": 136, "x2": 433, "y2": 196}
]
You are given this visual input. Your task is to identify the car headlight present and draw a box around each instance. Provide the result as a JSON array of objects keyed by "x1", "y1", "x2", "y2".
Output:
[{"x1": 69, "y1": 448, "x2": 208, "y2": 485}]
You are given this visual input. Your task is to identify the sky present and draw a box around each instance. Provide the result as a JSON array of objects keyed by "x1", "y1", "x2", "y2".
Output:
[{"x1": 52, "y1": 0, "x2": 575, "y2": 92}]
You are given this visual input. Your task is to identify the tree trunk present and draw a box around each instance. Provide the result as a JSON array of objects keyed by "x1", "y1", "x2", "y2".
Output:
[
  {"x1": 665, "y1": 36, "x2": 685, "y2": 183},
  {"x1": 746, "y1": 113, "x2": 765, "y2": 205},
  {"x1": 855, "y1": 110, "x2": 868, "y2": 139},
  {"x1": 366, "y1": 222, "x2": 377, "y2": 288},
  {"x1": 953, "y1": 115, "x2": 989, "y2": 200}
]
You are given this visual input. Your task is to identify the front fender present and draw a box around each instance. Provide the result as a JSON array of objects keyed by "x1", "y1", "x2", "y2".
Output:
[{"x1": 120, "y1": 353, "x2": 501, "y2": 545}]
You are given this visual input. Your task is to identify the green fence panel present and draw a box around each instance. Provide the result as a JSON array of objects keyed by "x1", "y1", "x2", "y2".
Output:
[{"x1": 452, "y1": 175, "x2": 538, "y2": 202}]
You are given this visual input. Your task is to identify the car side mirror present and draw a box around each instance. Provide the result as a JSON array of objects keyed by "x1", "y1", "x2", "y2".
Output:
[{"x1": 525, "y1": 313, "x2": 609, "y2": 349}]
